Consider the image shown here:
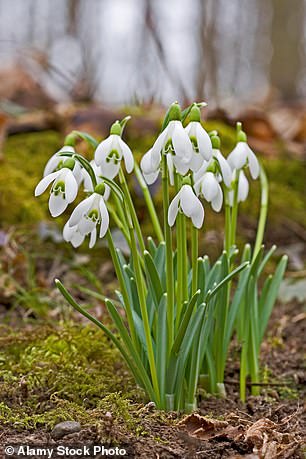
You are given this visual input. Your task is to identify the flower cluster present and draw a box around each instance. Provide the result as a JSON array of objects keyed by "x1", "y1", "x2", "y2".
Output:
[
  {"x1": 35, "y1": 103, "x2": 259, "y2": 249},
  {"x1": 35, "y1": 121, "x2": 134, "y2": 247}
]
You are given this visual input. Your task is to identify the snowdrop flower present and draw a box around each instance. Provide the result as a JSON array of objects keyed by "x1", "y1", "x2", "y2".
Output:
[
  {"x1": 94, "y1": 121, "x2": 134, "y2": 179},
  {"x1": 185, "y1": 105, "x2": 213, "y2": 172},
  {"x1": 63, "y1": 221, "x2": 85, "y2": 248},
  {"x1": 168, "y1": 184, "x2": 204, "y2": 229},
  {"x1": 228, "y1": 170, "x2": 249, "y2": 206},
  {"x1": 194, "y1": 171, "x2": 223, "y2": 212},
  {"x1": 82, "y1": 161, "x2": 110, "y2": 200},
  {"x1": 68, "y1": 184, "x2": 109, "y2": 246},
  {"x1": 35, "y1": 159, "x2": 78, "y2": 217},
  {"x1": 43, "y1": 146, "x2": 83, "y2": 185},
  {"x1": 227, "y1": 123, "x2": 260, "y2": 179},
  {"x1": 140, "y1": 103, "x2": 193, "y2": 182}
]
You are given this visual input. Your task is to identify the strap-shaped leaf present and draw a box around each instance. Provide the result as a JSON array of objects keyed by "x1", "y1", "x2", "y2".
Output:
[
  {"x1": 155, "y1": 294, "x2": 168, "y2": 407},
  {"x1": 171, "y1": 290, "x2": 200, "y2": 355},
  {"x1": 258, "y1": 255, "x2": 288, "y2": 344},
  {"x1": 105, "y1": 299, "x2": 155, "y2": 400},
  {"x1": 144, "y1": 250, "x2": 164, "y2": 307},
  {"x1": 71, "y1": 130, "x2": 99, "y2": 148},
  {"x1": 205, "y1": 261, "x2": 249, "y2": 302}
]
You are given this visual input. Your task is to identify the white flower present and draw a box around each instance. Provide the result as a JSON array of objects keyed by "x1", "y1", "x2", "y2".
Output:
[
  {"x1": 63, "y1": 220, "x2": 99, "y2": 249},
  {"x1": 185, "y1": 121, "x2": 213, "y2": 171},
  {"x1": 227, "y1": 142, "x2": 260, "y2": 179},
  {"x1": 168, "y1": 184, "x2": 204, "y2": 229},
  {"x1": 44, "y1": 146, "x2": 83, "y2": 184},
  {"x1": 68, "y1": 192, "x2": 109, "y2": 242},
  {"x1": 194, "y1": 149, "x2": 232, "y2": 189},
  {"x1": 194, "y1": 171, "x2": 223, "y2": 212},
  {"x1": 228, "y1": 170, "x2": 249, "y2": 206},
  {"x1": 35, "y1": 168, "x2": 78, "y2": 217},
  {"x1": 63, "y1": 221, "x2": 85, "y2": 248},
  {"x1": 82, "y1": 161, "x2": 110, "y2": 199},
  {"x1": 94, "y1": 134, "x2": 134, "y2": 179},
  {"x1": 141, "y1": 120, "x2": 193, "y2": 182}
]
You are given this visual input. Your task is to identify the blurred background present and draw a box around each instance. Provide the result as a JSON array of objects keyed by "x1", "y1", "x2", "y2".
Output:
[{"x1": 0, "y1": 0, "x2": 306, "y2": 107}]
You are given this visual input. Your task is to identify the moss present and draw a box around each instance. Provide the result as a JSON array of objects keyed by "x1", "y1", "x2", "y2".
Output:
[
  {"x1": 1, "y1": 131, "x2": 61, "y2": 224},
  {"x1": 0, "y1": 322, "x2": 143, "y2": 430}
]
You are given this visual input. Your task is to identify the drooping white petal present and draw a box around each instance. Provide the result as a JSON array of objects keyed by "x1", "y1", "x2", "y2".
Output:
[
  {"x1": 172, "y1": 155, "x2": 190, "y2": 175},
  {"x1": 64, "y1": 170, "x2": 78, "y2": 202},
  {"x1": 143, "y1": 170, "x2": 160, "y2": 185},
  {"x1": 94, "y1": 135, "x2": 115, "y2": 166},
  {"x1": 214, "y1": 150, "x2": 232, "y2": 187},
  {"x1": 189, "y1": 151, "x2": 205, "y2": 172},
  {"x1": 35, "y1": 171, "x2": 61, "y2": 196},
  {"x1": 246, "y1": 145, "x2": 260, "y2": 179},
  {"x1": 99, "y1": 198, "x2": 109, "y2": 238},
  {"x1": 150, "y1": 128, "x2": 168, "y2": 160},
  {"x1": 195, "y1": 122, "x2": 213, "y2": 160},
  {"x1": 227, "y1": 142, "x2": 247, "y2": 170},
  {"x1": 200, "y1": 172, "x2": 219, "y2": 202},
  {"x1": 166, "y1": 155, "x2": 175, "y2": 186},
  {"x1": 89, "y1": 228, "x2": 97, "y2": 248},
  {"x1": 238, "y1": 171, "x2": 249, "y2": 202},
  {"x1": 171, "y1": 121, "x2": 193, "y2": 161},
  {"x1": 78, "y1": 217, "x2": 97, "y2": 235},
  {"x1": 69, "y1": 194, "x2": 95, "y2": 227},
  {"x1": 211, "y1": 185, "x2": 223, "y2": 212},
  {"x1": 118, "y1": 137, "x2": 134, "y2": 173},
  {"x1": 100, "y1": 159, "x2": 120, "y2": 179},
  {"x1": 49, "y1": 193, "x2": 68, "y2": 217},
  {"x1": 193, "y1": 160, "x2": 209, "y2": 183},
  {"x1": 43, "y1": 146, "x2": 75, "y2": 176},
  {"x1": 168, "y1": 191, "x2": 181, "y2": 226},
  {"x1": 141, "y1": 149, "x2": 160, "y2": 175},
  {"x1": 180, "y1": 185, "x2": 205, "y2": 229},
  {"x1": 63, "y1": 222, "x2": 85, "y2": 247}
]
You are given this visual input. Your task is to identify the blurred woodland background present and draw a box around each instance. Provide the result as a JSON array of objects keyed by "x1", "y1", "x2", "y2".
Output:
[{"x1": 0, "y1": 0, "x2": 305, "y2": 107}]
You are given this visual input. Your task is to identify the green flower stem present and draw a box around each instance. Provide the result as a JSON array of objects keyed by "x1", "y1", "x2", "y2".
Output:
[
  {"x1": 119, "y1": 169, "x2": 146, "y2": 255},
  {"x1": 181, "y1": 215, "x2": 188, "y2": 302},
  {"x1": 134, "y1": 163, "x2": 164, "y2": 243},
  {"x1": 191, "y1": 225, "x2": 198, "y2": 296},
  {"x1": 162, "y1": 154, "x2": 174, "y2": 352},
  {"x1": 107, "y1": 203, "x2": 131, "y2": 245},
  {"x1": 223, "y1": 187, "x2": 231, "y2": 253},
  {"x1": 230, "y1": 170, "x2": 240, "y2": 247},
  {"x1": 129, "y1": 224, "x2": 160, "y2": 405},
  {"x1": 253, "y1": 166, "x2": 268, "y2": 261},
  {"x1": 174, "y1": 172, "x2": 182, "y2": 328},
  {"x1": 106, "y1": 230, "x2": 137, "y2": 347}
]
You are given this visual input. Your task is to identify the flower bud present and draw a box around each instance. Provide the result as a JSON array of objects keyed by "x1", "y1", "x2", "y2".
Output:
[
  {"x1": 168, "y1": 102, "x2": 181, "y2": 121},
  {"x1": 62, "y1": 158, "x2": 76, "y2": 170},
  {"x1": 210, "y1": 131, "x2": 221, "y2": 149},
  {"x1": 64, "y1": 133, "x2": 77, "y2": 147},
  {"x1": 110, "y1": 121, "x2": 122, "y2": 136},
  {"x1": 236, "y1": 122, "x2": 247, "y2": 142},
  {"x1": 189, "y1": 105, "x2": 201, "y2": 123},
  {"x1": 94, "y1": 182, "x2": 106, "y2": 196}
]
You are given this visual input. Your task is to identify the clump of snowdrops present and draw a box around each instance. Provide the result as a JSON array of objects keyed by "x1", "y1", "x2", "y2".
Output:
[{"x1": 35, "y1": 102, "x2": 287, "y2": 412}]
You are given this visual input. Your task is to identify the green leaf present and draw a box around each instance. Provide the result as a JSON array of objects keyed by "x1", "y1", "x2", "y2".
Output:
[
  {"x1": 258, "y1": 255, "x2": 288, "y2": 344},
  {"x1": 155, "y1": 294, "x2": 168, "y2": 408},
  {"x1": 71, "y1": 130, "x2": 99, "y2": 148},
  {"x1": 205, "y1": 261, "x2": 249, "y2": 302},
  {"x1": 144, "y1": 250, "x2": 164, "y2": 306},
  {"x1": 171, "y1": 290, "x2": 200, "y2": 355}
]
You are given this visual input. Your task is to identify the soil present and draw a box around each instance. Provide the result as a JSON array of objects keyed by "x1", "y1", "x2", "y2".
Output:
[{"x1": 0, "y1": 300, "x2": 304, "y2": 459}]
